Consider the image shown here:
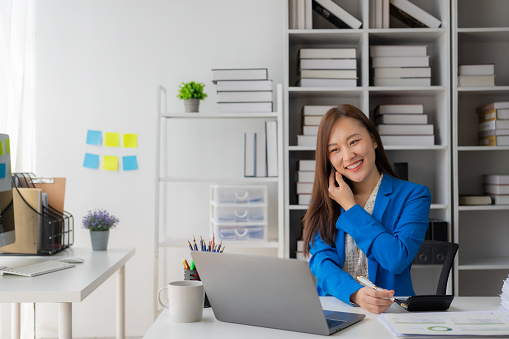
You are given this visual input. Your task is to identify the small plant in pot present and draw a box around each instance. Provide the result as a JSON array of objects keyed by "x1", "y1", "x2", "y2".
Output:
[
  {"x1": 177, "y1": 81, "x2": 208, "y2": 113},
  {"x1": 83, "y1": 209, "x2": 119, "y2": 251}
]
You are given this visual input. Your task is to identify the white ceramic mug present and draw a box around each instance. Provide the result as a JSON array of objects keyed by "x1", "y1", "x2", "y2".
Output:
[{"x1": 157, "y1": 280, "x2": 205, "y2": 323}]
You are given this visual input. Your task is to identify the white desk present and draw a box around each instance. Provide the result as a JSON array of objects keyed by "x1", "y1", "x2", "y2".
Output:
[
  {"x1": 143, "y1": 296, "x2": 501, "y2": 338},
  {"x1": 0, "y1": 247, "x2": 135, "y2": 339}
]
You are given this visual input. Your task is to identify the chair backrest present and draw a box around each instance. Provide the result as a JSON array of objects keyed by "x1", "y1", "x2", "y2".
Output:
[{"x1": 410, "y1": 240, "x2": 459, "y2": 295}]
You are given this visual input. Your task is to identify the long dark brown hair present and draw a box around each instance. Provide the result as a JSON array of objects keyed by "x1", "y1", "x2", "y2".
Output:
[{"x1": 302, "y1": 104, "x2": 397, "y2": 255}]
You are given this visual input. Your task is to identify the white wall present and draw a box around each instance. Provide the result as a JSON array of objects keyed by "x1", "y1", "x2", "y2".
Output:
[{"x1": 34, "y1": 0, "x2": 284, "y2": 337}]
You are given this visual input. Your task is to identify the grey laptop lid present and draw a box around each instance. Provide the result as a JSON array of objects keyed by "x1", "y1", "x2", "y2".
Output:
[{"x1": 191, "y1": 252, "x2": 365, "y2": 336}]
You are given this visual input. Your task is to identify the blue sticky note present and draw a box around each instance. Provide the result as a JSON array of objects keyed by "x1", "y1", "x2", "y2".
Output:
[
  {"x1": 0, "y1": 163, "x2": 5, "y2": 178},
  {"x1": 122, "y1": 156, "x2": 138, "y2": 171},
  {"x1": 86, "y1": 130, "x2": 102, "y2": 145},
  {"x1": 83, "y1": 153, "x2": 100, "y2": 169}
]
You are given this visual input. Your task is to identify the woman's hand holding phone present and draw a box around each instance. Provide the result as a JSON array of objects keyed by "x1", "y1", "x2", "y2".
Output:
[{"x1": 328, "y1": 170, "x2": 356, "y2": 211}]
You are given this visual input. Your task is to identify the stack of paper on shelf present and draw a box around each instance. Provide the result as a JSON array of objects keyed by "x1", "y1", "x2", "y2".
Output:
[
  {"x1": 458, "y1": 63, "x2": 495, "y2": 87},
  {"x1": 311, "y1": 0, "x2": 362, "y2": 29},
  {"x1": 483, "y1": 174, "x2": 509, "y2": 205},
  {"x1": 389, "y1": 0, "x2": 441, "y2": 28},
  {"x1": 297, "y1": 105, "x2": 335, "y2": 147},
  {"x1": 374, "y1": 104, "x2": 434, "y2": 146},
  {"x1": 212, "y1": 68, "x2": 273, "y2": 113},
  {"x1": 371, "y1": 45, "x2": 431, "y2": 86},
  {"x1": 244, "y1": 121, "x2": 278, "y2": 178},
  {"x1": 297, "y1": 48, "x2": 357, "y2": 87},
  {"x1": 477, "y1": 101, "x2": 509, "y2": 146},
  {"x1": 297, "y1": 159, "x2": 315, "y2": 205}
]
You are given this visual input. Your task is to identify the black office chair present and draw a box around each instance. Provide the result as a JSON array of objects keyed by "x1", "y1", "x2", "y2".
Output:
[{"x1": 410, "y1": 240, "x2": 459, "y2": 295}]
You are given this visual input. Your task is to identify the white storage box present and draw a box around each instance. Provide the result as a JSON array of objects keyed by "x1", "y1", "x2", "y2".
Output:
[
  {"x1": 210, "y1": 185, "x2": 267, "y2": 204},
  {"x1": 210, "y1": 205, "x2": 267, "y2": 223},
  {"x1": 210, "y1": 184, "x2": 268, "y2": 242},
  {"x1": 212, "y1": 223, "x2": 266, "y2": 241}
]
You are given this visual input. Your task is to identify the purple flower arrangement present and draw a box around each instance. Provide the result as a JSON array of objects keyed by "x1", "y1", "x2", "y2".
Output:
[{"x1": 82, "y1": 209, "x2": 119, "y2": 231}]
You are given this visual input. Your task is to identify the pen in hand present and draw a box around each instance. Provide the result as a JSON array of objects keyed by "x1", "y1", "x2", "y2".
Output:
[{"x1": 357, "y1": 276, "x2": 407, "y2": 309}]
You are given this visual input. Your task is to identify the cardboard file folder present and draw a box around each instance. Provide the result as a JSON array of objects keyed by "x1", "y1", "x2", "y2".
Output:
[{"x1": 0, "y1": 188, "x2": 42, "y2": 254}]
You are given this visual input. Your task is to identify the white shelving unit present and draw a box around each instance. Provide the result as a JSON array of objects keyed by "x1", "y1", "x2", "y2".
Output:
[
  {"x1": 452, "y1": 0, "x2": 509, "y2": 296},
  {"x1": 154, "y1": 84, "x2": 285, "y2": 316},
  {"x1": 284, "y1": 0, "x2": 451, "y2": 268}
]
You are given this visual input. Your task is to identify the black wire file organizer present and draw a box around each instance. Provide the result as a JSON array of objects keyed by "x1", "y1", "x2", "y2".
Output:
[{"x1": 8, "y1": 173, "x2": 74, "y2": 255}]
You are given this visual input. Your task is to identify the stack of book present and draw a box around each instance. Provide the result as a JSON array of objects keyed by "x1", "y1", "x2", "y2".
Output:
[
  {"x1": 484, "y1": 174, "x2": 509, "y2": 205},
  {"x1": 297, "y1": 105, "x2": 335, "y2": 147},
  {"x1": 296, "y1": 159, "x2": 315, "y2": 205},
  {"x1": 212, "y1": 68, "x2": 273, "y2": 113},
  {"x1": 374, "y1": 104, "x2": 434, "y2": 146},
  {"x1": 297, "y1": 48, "x2": 357, "y2": 87},
  {"x1": 371, "y1": 45, "x2": 431, "y2": 86},
  {"x1": 458, "y1": 195, "x2": 492, "y2": 206},
  {"x1": 389, "y1": 0, "x2": 441, "y2": 28},
  {"x1": 458, "y1": 64, "x2": 495, "y2": 87},
  {"x1": 295, "y1": 240, "x2": 310, "y2": 261},
  {"x1": 477, "y1": 101, "x2": 509, "y2": 146}
]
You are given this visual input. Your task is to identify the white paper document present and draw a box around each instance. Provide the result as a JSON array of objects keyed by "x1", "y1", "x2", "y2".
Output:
[{"x1": 379, "y1": 310, "x2": 509, "y2": 337}]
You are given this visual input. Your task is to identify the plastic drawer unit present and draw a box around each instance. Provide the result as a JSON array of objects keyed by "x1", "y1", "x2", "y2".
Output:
[{"x1": 210, "y1": 185, "x2": 268, "y2": 242}]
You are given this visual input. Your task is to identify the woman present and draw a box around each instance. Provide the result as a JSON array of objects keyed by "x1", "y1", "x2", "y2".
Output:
[{"x1": 302, "y1": 104, "x2": 431, "y2": 314}]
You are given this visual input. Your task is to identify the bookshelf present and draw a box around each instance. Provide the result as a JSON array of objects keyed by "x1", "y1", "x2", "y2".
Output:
[
  {"x1": 284, "y1": 0, "x2": 451, "y2": 281},
  {"x1": 452, "y1": 0, "x2": 509, "y2": 296},
  {"x1": 154, "y1": 84, "x2": 285, "y2": 314}
]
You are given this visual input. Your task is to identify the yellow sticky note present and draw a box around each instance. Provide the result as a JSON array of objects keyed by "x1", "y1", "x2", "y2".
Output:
[
  {"x1": 123, "y1": 134, "x2": 138, "y2": 148},
  {"x1": 102, "y1": 156, "x2": 118, "y2": 171},
  {"x1": 105, "y1": 133, "x2": 120, "y2": 147},
  {"x1": 0, "y1": 141, "x2": 4, "y2": 156},
  {"x1": 6, "y1": 139, "x2": 10, "y2": 154}
]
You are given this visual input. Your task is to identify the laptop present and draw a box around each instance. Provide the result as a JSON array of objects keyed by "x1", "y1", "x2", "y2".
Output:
[{"x1": 191, "y1": 252, "x2": 365, "y2": 336}]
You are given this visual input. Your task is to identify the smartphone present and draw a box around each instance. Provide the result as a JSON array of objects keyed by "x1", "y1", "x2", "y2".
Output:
[{"x1": 330, "y1": 164, "x2": 340, "y2": 187}]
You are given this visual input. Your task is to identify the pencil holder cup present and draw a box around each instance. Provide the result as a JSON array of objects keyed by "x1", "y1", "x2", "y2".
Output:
[{"x1": 184, "y1": 269, "x2": 211, "y2": 308}]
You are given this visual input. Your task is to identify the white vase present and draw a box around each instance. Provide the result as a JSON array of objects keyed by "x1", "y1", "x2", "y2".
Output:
[
  {"x1": 90, "y1": 230, "x2": 109, "y2": 251},
  {"x1": 184, "y1": 98, "x2": 200, "y2": 113}
]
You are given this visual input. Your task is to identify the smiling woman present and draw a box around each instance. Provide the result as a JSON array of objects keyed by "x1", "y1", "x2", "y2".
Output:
[{"x1": 302, "y1": 104, "x2": 432, "y2": 314}]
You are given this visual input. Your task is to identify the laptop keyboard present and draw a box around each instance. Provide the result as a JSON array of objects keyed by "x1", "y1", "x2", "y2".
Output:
[{"x1": 326, "y1": 318, "x2": 346, "y2": 329}]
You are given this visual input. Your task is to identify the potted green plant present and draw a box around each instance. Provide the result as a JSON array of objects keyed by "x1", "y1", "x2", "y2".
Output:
[
  {"x1": 177, "y1": 81, "x2": 208, "y2": 113},
  {"x1": 82, "y1": 209, "x2": 119, "y2": 251}
]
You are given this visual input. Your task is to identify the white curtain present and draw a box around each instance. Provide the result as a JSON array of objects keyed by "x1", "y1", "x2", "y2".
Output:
[
  {"x1": 0, "y1": 0, "x2": 36, "y2": 174},
  {"x1": 1, "y1": 1, "x2": 36, "y2": 338}
]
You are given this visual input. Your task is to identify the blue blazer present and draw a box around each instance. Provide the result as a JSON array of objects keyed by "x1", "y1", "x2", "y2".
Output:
[{"x1": 309, "y1": 174, "x2": 431, "y2": 305}]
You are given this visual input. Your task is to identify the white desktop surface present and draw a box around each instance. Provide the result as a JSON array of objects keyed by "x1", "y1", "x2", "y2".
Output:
[
  {"x1": 0, "y1": 247, "x2": 135, "y2": 339},
  {"x1": 144, "y1": 296, "x2": 501, "y2": 338},
  {"x1": 0, "y1": 247, "x2": 134, "y2": 302}
]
